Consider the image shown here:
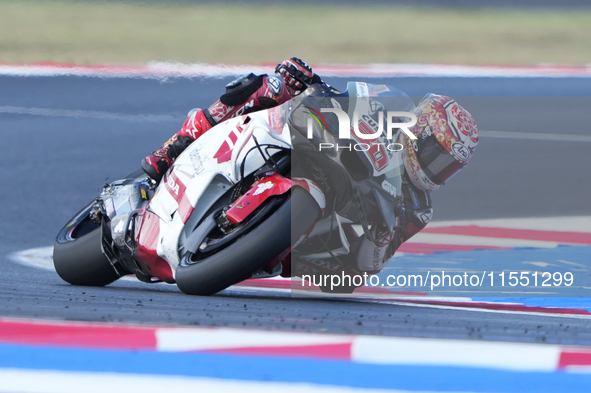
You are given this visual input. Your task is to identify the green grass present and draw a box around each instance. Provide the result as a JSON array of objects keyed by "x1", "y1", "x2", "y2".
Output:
[{"x1": 0, "y1": 0, "x2": 590, "y2": 65}]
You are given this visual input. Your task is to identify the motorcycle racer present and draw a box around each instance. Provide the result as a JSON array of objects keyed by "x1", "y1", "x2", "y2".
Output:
[
  {"x1": 290, "y1": 92, "x2": 478, "y2": 292},
  {"x1": 385, "y1": 94, "x2": 479, "y2": 263},
  {"x1": 140, "y1": 57, "x2": 479, "y2": 284}
]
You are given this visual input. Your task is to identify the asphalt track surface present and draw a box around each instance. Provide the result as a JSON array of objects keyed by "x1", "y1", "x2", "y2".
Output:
[{"x1": 1, "y1": 75, "x2": 590, "y2": 344}]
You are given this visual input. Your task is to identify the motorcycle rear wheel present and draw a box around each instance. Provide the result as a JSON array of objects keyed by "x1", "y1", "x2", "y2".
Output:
[
  {"x1": 53, "y1": 204, "x2": 120, "y2": 287},
  {"x1": 176, "y1": 187, "x2": 320, "y2": 296}
]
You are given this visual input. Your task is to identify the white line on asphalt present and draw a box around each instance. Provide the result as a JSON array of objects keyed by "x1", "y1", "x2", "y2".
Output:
[
  {"x1": 2, "y1": 62, "x2": 591, "y2": 78},
  {"x1": 2, "y1": 106, "x2": 590, "y2": 142},
  {"x1": 9, "y1": 246, "x2": 53, "y2": 271},
  {"x1": 352, "y1": 336, "x2": 560, "y2": 371},
  {"x1": 156, "y1": 327, "x2": 351, "y2": 352},
  {"x1": 0, "y1": 369, "x2": 416, "y2": 393},
  {"x1": 0, "y1": 105, "x2": 179, "y2": 123},
  {"x1": 480, "y1": 130, "x2": 591, "y2": 143}
]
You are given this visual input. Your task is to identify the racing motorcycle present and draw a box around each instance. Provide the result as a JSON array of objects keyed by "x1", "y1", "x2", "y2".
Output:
[{"x1": 53, "y1": 82, "x2": 414, "y2": 295}]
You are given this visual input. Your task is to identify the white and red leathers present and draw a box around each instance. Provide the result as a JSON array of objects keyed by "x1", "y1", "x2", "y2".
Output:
[
  {"x1": 142, "y1": 57, "x2": 317, "y2": 181},
  {"x1": 141, "y1": 72, "x2": 293, "y2": 181}
]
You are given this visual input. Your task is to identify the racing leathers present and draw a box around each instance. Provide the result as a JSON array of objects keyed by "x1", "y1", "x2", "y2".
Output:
[
  {"x1": 141, "y1": 72, "x2": 294, "y2": 181},
  {"x1": 142, "y1": 57, "x2": 317, "y2": 181}
]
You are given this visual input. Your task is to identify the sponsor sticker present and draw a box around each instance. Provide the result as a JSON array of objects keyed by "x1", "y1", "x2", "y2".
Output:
[
  {"x1": 381, "y1": 180, "x2": 397, "y2": 197},
  {"x1": 356, "y1": 82, "x2": 369, "y2": 97},
  {"x1": 166, "y1": 176, "x2": 180, "y2": 195},
  {"x1": 370, "y1": 99, "x2": 385, "y2": 114},
  {"x1": 418, "y1": 211, "x2": 433, "y2": 224},
  {"x1": 253, "y1": 181, "x2": 275, "y2": 196},
  {"x1": 267, "y1": 76, "x2": 282, "y2": 96},
  {"x1": 190, "y1": 149, "x2": 204, "y2": 174},
  {"x1": 451, "y1": 142, "x2": 470, "y2": 162},
  {"x1": 235, "y1": 201, "x2": 250, "y2": 209},
  {"x1": 164, "y1": 172, "x2": 187, "y2": 203}
]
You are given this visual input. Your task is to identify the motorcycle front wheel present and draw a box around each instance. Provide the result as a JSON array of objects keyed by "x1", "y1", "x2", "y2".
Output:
[
  {"x1": 175, "y1": 187, "x2": 320, "y2": 296},
  {"x1": 53, "y1": 203, "x2": 121, "y2": 287}
]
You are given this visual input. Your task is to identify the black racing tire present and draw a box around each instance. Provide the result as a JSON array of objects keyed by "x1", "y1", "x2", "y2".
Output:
[
  {"x1": 176, "y1": 187, "x2": 320, "y2": 296},
  {"x1": 53, "y1": 205, "x2": 120, "y2": 287}
]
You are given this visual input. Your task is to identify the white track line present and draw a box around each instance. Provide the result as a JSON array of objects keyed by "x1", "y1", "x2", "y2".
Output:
[
  {"x1": 2, "y1": 62, "x2": 591, "y2": 78},
  {"x1": 156, "y1": 328, "x2": 351, "y2": 352},
  {"x1": 0, "y1": 369, "x2": 416, "y2": 393},
  {"x1": 353, "y1": 336, "x2": 560, "y2": 371},
  {"x1": 0, "y1": 106, "x2": 178, "y2": 123},
  {"x1": 480, "y1": 130, "x2": 591, "y2": 143},
  {"x1": 2, "y1": 105, "x2": 590, "y2": 143},
  {"x1": 10, "y1": 247, "x2": 54, "y2": 271}
]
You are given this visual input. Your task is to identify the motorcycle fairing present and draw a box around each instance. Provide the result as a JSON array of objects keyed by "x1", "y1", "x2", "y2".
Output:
[
  {"x1": 135, "y1": 210, "x2": 175, "y2": 283},
  {"x1": 136, "y1": 110, "x2": 293, "y2": 278},
  {"x1": 225, "y1": 173, "x2": 293, "y2": 224},
  {"x1": 226, "y1": 174, "x2": 326, "y2": 225}
]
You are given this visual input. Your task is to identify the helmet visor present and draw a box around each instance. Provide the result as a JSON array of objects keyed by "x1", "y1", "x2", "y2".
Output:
[{"x1": 415, "y1": 135, "x2": 464, "y2": 185}]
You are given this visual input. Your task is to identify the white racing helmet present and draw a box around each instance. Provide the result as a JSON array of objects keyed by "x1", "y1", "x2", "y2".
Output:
[{"x1": 402, "y1": 94, "x2": 479, "y2": 191}]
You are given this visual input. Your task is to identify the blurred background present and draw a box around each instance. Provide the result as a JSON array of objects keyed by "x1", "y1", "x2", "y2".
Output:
[{"x1": 1, "y1": 0, "x2": 590, "y2": 66}]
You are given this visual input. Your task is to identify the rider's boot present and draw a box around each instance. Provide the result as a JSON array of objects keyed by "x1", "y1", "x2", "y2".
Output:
[
  {"x1": 141, "y1": 109, "x2": 212, "y2": 182},
  {"x1": 141, "y1": 133, "x2": 189, "y2": 182}
]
